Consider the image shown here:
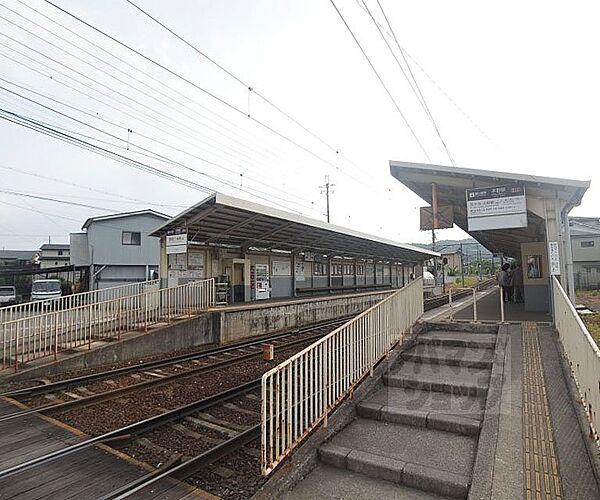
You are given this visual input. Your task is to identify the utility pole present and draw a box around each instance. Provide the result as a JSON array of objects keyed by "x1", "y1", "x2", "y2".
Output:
[{"x1": 320, "y1": 175, "x2": 334, "y2": 223}]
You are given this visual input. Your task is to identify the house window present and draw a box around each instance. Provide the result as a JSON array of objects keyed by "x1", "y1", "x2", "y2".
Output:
[
  {"x1": 357, "y1": 264, "x2": 365, "y2": 275},
  {"x1": 331, "y1": 263, "x2": 342, "y2": 276},
  {"x1": 581, "y1": 241, "x2": 595, "y2": 248},
  {"x1": 58, "y1": 250, "x2": 63, "y2": 256},
  {"x1": 122, "y1": 231, "x2": 141, "y2": 246}
]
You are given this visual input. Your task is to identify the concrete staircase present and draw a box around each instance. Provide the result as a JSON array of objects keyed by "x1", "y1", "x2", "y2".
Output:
[{"x1": 317, "y1": 325, "x2": 497, "y2": 499}]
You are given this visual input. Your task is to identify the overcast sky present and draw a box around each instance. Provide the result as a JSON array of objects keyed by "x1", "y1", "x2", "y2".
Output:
[{"x1": 0, "y1": 0, "x2": 598, "y2": 251}]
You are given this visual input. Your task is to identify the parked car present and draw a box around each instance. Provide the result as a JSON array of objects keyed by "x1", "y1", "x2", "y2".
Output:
[
  {"x1": 31, "y1": 279, "x2": 62, "y2": 303},
  {"x1": 0, "y1": 286, "x2": 18, "y2": 306}
]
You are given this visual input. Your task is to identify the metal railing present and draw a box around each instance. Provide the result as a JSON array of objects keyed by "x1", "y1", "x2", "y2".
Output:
[
  {"x1": 552, "y1": 276, "x2": 600, "y2": 446},
  {"x1": 260, "y1": 277, "x2": 423, "y2": 475},
  {"x1": 1, "y1": 278, "x2": 215, "y2": 370},
  {"x1": 0, "y1": 279, "x2": 160, "y2": 327},
  {"x1": 448, "y1": 287, "x2": 479, "y2": 321}
]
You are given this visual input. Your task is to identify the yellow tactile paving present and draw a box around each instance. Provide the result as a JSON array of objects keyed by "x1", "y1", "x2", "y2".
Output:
[{"x1": 522, "y1": 322, "x2": 563, "y2": 499}]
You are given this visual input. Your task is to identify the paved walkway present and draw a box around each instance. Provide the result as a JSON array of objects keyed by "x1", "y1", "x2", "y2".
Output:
[
  {"x1": 283, "y1": 320, "x2": 600, "y2": 499},
  {"x1": 454, "y1": 288, "x2": 552, "y2": 323}
]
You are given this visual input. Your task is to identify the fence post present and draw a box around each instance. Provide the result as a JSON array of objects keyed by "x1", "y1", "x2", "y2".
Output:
[
  {"x1": 473, "y1": 289, "x2": 478, "y2": 322},
  {"x1": 499, "y1": 286, "x2": 505, "y2": 323}
]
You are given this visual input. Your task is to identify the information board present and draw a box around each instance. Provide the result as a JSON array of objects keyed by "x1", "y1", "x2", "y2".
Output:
[
  {"x1": 548, "y1": 241, "x2": 561, "y2": 275},
  {"x1": 272, "y1": 260, "x2": 291, "y2": 276},
  {"x1": 466, "y1": 185, "x2": 527, "y2": 231},
  {"x1": 166, "y1": 232, "x2": 187, "y2": 255}
]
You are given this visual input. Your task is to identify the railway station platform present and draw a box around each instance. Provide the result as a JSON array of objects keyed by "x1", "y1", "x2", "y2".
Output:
[
  {"x1": 278, "y1": 318, "x2": 600, "y2": 500},
  {"x1": 1, "y1": 287, "x2": 394, "y2": 384}
]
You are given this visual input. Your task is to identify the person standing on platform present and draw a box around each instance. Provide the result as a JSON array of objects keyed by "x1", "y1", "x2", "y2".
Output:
[
  {"x1": 498, "y1": 263, "x2": 511, "y2": 302},
  {"x1": 512, "y1": 263, "x2": 524, "y2": 303}
]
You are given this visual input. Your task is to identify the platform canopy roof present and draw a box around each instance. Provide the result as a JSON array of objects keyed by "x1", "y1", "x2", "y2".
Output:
[
  {"x1": 150, "y1": 193, "x2": 438, "y2": 263},
  {"x1": 390, "y1": 160, "x2": 590, "y2": 257}
]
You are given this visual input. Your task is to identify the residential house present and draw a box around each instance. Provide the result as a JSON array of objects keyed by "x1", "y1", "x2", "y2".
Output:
[
  {"x1": 570, "y1": 217, "x2": 600, "y2": 288},
  {"x1": 70, "y1": 209, "x2": 170, "y2": 290}
]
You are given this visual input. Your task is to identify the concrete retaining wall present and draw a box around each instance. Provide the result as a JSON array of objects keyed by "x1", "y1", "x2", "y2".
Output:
[
  {"x1": 6, "y1": 290, "x2": 394, "y2": 382},
  {"x1": 215, "y1": 290, "x2": 393, "y2": 344},
  {"x1": 9, "y1": 313, "x2": 215, "y2": 381}
]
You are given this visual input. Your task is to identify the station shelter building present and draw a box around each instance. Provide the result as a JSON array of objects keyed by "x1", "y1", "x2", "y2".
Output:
[
  {"x1": 390, "y1": 161, "x2": 590, "y2": 320},
  {"x1": 150, "y1": 193, "x2": 437, "y2": 304}
]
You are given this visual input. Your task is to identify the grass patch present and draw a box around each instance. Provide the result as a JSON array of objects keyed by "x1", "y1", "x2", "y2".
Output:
[
  {"x1": 447, "y1": 276, "x2": 480, "y2": 289},
  {"x1": 582, "y1": 314, "x2": 600, "y2": 348}
]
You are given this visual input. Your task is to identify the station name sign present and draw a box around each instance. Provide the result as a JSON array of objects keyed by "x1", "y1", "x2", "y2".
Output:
[
  {"x1": 466, "y1": 184, "x2": 527, "y2": 231},
  {"x1": 166, "y1": 230, "x2": 188, "y2": 255}
]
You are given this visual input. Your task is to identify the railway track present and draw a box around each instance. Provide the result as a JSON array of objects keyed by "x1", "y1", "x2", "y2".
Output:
[
  {"x1": 423, "y1": 277, "x2": 496, "y2": 311},
  {"x1": 0, "y1": 316, "x2": 349, "y2": 422},
  {"x1": 0, "y1": 379, "x2": 264, "y2": 497},
  {"x1": 0, "y1": 317, "x2": 349, "y2": 498}
]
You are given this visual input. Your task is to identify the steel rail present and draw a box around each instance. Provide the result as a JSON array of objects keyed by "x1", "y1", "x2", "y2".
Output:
[
  {"x1": 0, "y1": 378, "x2": 261, "y2": 480},
  {"x1": 1, "y1": 316, "x2": 350, "y2": 399},
  {"x1": 423, "y1": 277, "x2": 495, "y2": 311},
  {"x1": 100, "y1": 425, "x2": 261, "y2": 500},
  {"x1": 0, "y1": 327, "x2": 333, "y2": 422}
]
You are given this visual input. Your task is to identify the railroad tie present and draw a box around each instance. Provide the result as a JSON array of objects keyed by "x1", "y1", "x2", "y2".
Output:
[
  {"x1": 196, "y1": 411, "x2": 249, "y2": 432},
  {"x1": 185, "y1": 416, "x2": 239, "y2": 438}
]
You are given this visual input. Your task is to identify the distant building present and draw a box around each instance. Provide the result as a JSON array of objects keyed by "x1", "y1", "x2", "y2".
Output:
[
  {"x1": 38, "y1": 243, "x2": 70, "y2": 269},
  {"x1": 70, "y1": 209, "x2": 170, "y2": 290},
  {"x1": 570, "y1": 217, "x2": 600, "y2": 288},
  {"x1": 0, "y1": 250, "x2": 36, "y2": 270}
]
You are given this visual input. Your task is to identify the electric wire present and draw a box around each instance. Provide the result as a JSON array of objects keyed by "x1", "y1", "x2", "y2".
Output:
[
  {"x1": 0, "y1": 78, "x2": 318, "y2": 211},
  {"x1": 0, "y1": 5, "x2": 285, "y2": 167},
  {"x1": 43, "y1": 0, "x2": 368, "y2": 186},
  {"x1": 354, "y1": 0, "x2": 501, "y2": 154},
  {"x1": 0, "y1": 164, "x2": 186, "y2": 210},
  {"x1": 360, "y1": 0, "x2": 455, "y2": 165},
  {"x1": 13, "y1": 0, "x2": 291, "y2": 161},
  {"x1": 0, "y1": 85, "x2": 313, "y2": 213},
  {"x1": 328, "y1": 0, "x2": 431, "y2": 161},
  {"x1": 124, "y1": 0, "x2": 383, "y2": 185}
]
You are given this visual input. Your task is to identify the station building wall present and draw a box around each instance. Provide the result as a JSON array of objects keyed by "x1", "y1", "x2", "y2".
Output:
[{"x1": 160, "y1": 239, "x2": 419, "y2": 302}]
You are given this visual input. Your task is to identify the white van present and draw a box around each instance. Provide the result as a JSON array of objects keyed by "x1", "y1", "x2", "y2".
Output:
[
  {"x1": 31, "y1": 279, "x2": 62, "y2": 303},
  {"x1": 0, "y1": 286, "x2": 17, "y2": 306}
]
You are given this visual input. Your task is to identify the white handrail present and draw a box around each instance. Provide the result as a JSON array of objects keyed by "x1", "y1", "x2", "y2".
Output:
[
  {"x1": 552, "y1": 276, "x2": 600, "y2": 446},
  {"x1": 0, "y1": 279, "x2": 160, "y2": 327},
  {"x1": 260, "y1": 277, "x2": 424, "y2": 475},
  {"x1": 1, "y1": 278, "x2": 215, "y2": 370}
]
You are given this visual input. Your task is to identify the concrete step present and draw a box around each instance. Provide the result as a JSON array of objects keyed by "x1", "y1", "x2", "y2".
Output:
[
  {"x1": 357, "y1": 401, "x2": 481, "y2": 436},
  {"x1": 320, "y1": 418, "x2": 477, "y2": 498},
  {"x1": 366, "y1": 385, "x2": 485, "y2": 421},
  {"x1": 283, "y1": 463, "x2": 455, "y2": 500},
  {"x1": 418, "y1": 331, "x2": 497, "y2": 349},
  {"x1": 401, "y1": 344, "x2": 493, "y2": 369},
  {"x1": 384, "y1": 361, "x2": 490, "y2": 397}
]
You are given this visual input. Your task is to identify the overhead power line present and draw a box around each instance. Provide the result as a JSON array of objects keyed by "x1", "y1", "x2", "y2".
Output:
[
  {"x1": 0, "y1": 78, "x2": 318, "y2": 212},
  {"x1": 0, "y1": 105, "x2": 315, "y2": 214},
  {"x1": 124, "y1": 0, "x2": 379, "y2": 183},
  {"x1": 328, "y1": 0, "x2": 431, "y2": 161},
  {"x1": 43, "y1": 0, "x2": 368, "y2": 186},
  {"x1": 354, "y1": 0, "x2": 501, "y2": 155},
  {"x1": 0, "y1": 163, "x2": 185, "y2": 209},
  {"x1": 0, "y1": 188, "x2": 116, "y2": 211},
  {"x1": 360, "y1": 0, "x2": 455, "y2": 165}
]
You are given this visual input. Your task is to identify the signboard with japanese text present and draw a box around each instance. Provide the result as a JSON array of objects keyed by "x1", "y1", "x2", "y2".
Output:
[
  {"x1": 166, "y1": 232, "x2": 187, "y2": 255},
  {"x1": 466, "y1": 185, "x2": 527, "y2": 231},
  {"x1": 295, "y1": 259, "x2": 305, "y2": 281},
  {"x1": 548, "y1": 241, "x2": 561, "y2": 275}
]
